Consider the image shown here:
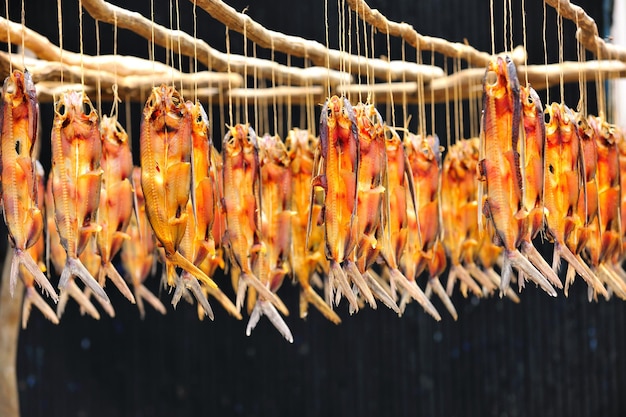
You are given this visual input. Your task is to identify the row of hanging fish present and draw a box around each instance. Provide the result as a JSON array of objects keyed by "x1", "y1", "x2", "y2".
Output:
[{"x1": 2, "y1": 60, "x2": 626, "y2": 342}]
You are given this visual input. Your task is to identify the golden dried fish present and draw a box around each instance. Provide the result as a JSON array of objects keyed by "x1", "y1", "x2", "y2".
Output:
[
  {"x1": 221, "y1": 123, "x2": 288, "y2": 320},
  {"x1": 93, "y1": 115, "x2": 135, "y2": 303},
  {"x1": 139, "y1": 85, "x2": 240, "y2": 318},
  {"x1": 19, "y1": 161, "x2": 59, "y2": 328},
  {"x1": 0, "y1": 70, "x2": 57, "y2": 301},
  {"x1": 285, "y1": 129, "x2": 338, "y2": 323},
  {"x1": 351, "y1": 103, "x2": 400, "y2": 313},
  {"x1": 50, "y1": 90, "x2": 109, "y2": 306},
  {"x1": 121, "y1": 167, "x2": 166, "y2": 318},
  {"x1": 402, "y1": 132, "x2": 450, "y2": 319},
  {"x1": 543, "y1": 103, "x2": 606, "y2": 296},
  {"x1": 479, "y1": 56, "x2": 556, "y2": 296},
  {"x1": 246, "y1": 133, "x2": 293, "y2": 341},
  {"x1": 518, "y1": 86, "x2": 562, "y2": 290},
  {"x1": 176, "y1": 101, "x2": 238, "y2": 319}
]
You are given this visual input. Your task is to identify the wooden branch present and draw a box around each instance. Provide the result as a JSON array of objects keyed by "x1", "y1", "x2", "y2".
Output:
[
  {"x1": 228, "y1": 85, "x2": 324, "y2": 100},
  {"x1": 192, "y1": 0, "x2": 445, "y2": 81},
  {"x1": 80, "y1": 0, "x2": 351, "y2": 86},
  {"x1": 0, "y1": 249, "x2": 22, "y2": 417},
  {"x1": 346, "y1": 0, "x2": 495, "y2": 67},
  {"x1": 545, "y1": 0, "x2": 626, "y2": 61}
]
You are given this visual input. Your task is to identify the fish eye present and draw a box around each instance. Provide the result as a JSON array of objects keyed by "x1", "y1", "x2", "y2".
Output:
[
  {"x1": 171, "y1": 94, "x2": 181, "y2": 106},
  {"x1": 83, "y1": 101, "x2": 94, "y2": 115},
  {"x1": 56, "y1": 102, "x2": 66, "y2": 116},
  {"x1": 5, "y1": 80, "x2": 16, "y2": 95},
  {"x1": 485, "y1": 71, "x2": 498, "y2": 87}
]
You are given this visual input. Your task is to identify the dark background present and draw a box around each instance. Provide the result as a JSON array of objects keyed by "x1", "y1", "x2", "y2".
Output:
[{"x1": 2, "y1": 0, "x2": 625, "y2": 416}]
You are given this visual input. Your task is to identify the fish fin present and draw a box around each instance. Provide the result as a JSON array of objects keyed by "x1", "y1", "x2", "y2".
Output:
[
  {"x1": 59, "y1": 257, "x2": 110, "y2": 304},
  {"x1": 300, "y1": 286, "x2": 341, "y2": 324},
  {"x1": 22, "y1": 286, "x2": 59, "y2": 329},
  {"x1": 13, "y1": 249, "x2": 59, "y2": 302},
  {"x1": 362, "y1": 270, "x2": 399, "y2": 314},
  {"x1": 329, "y1": 260, "x2": 358, "y2": 311},
  {"x1": 103, "y1": 262, "x2": 136, "y2": 304},
  {"x1": 427, "y1": 276, "x2": 458, "y2": 320},
  {"x1": 246, "y1": 299, "x2": 293, "y2": 343},
  {"x1": 556, "y1": 242, "x2": 607, "y2": 297},
  {"x1": 343, "y1": 261, "x2": 376, "y2": 309},
  {"x1": 520, "y1": 240, "x2": 563, "y2": 289},
  {"x1": 57, "y1": 280, "x2": 101, "y2": 320},
  {"x1": 388, "y1": 268, "x2": 440, "y2": 320},
  {"x1": 238, "y1": 272, "x2": 288, "y2": 317},
  {"x1": 134, "y1": 283, "x2": 167, "y2": 319},
  {"x1": 506, "y1": 249, "x2": 557, "y2": 296}
]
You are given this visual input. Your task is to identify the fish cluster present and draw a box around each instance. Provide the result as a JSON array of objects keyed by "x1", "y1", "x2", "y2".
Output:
[{"x1": 2, "y1": 59, "x2": 626, "y2": 342}]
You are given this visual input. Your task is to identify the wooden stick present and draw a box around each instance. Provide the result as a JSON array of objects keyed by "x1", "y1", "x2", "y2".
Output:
[
  {"x1": 346, "y1": 0, "x2": 495, "y2": 67},
  {"x1": 80, "y1": 0, "x2": 351, "y2": 86},
  {"x1": 545, "y1": 0, "x2": 626, "y2": 61},
  {"x1": 0, "y1": 248, "x2": 22, "y2": 417},
  {"x1": 192, "y1": 0, "x2": 444, "y2": 81}
]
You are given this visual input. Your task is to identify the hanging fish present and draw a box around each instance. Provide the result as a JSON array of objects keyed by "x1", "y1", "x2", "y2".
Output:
[
  {"x1": 175, "y1": 101, "x2": 238, "y2": 319},
  {"x1": 478, "y1": 56, "x2": 556, "y2": 296},
  {"x1": 139, "y1": 85, "x2": 240, "y2": 318},
  {"x1": 121, "y1": 167, "x2": 166, "y2": 319},
  {"x1": 518, "y1": 86, "x2": 562, "y2": 290},
  {"x1": 543, "y1": 103, "x2": 606, "y2": 297},
  {"x1": 94, "y1": 115, "x2": 135, "y2": 303},
  {"x1": 351, "y1": 103, "x2": 400, "y2": 314},
  {"x1": 50, "y1": 90, "x2": 109, "y2": 307},
  {"x1": 285, "y1": 128, "x2": 338, "y2": 323},
  {"x1": 0, "y1": 70, "x2": 57, "y2": 301},
  {"x1": 246, "y1": 133, "x2": 294, "y2": 342},
  {"x1": 584, "y1": 117, "x2": 624, "y2": 297},
  {"x1": 441, "y1": 138, "x2": 488, "y2": 298},
  {"x1": 309, "y1": 95, "x2": 368, "y2": 313},
  {"x1": 221, "y1": 123, "x2": 288, "y2": 322},
  {"x1": 19, "y1": 161, "x2": 59, "y2": 328},
  {"x1": 402, "y1": 132, "x2": 450, "y2": 319}
]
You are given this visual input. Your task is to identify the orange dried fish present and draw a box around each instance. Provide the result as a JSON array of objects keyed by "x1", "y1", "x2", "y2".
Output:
[
  {"x1": 518, "y1": 86, "x2": 562, "y2": 290},
  {"x1": 310, "y1": 96, "x2": 368, "y2": 312},
  {"x1": 50, "y1": 90, "x2": 110, "y2": 307},
  {"x1": 479, "y1": 56, "x2": 555, "y2": 296},
  {"x1": 245, "y1": 133, "x2": 294, "y2": 341},
  {"x1": 0, "y1": 70, "x2": 57, "y2": 301},
  {"x1": 543, "y1": 103, "x2": 606, "y2": 296},
  {"x1": 351, "y1": 103, "x2": 399, "y2": 313},
  {"x1": 442, "y1": 138, "x2": 489, "y2": 298},
  {"x1": 121, "y1": 167, "x2": 166, "y2": 318},
  {"x1": 221, "y1": 123, "x2": 288, "y2": 320},
  {"x1": 176, "y1": 101, "x2": 238, "y2": 319},
  {"x1": 400, "y1": 132, "x2": 447, "y2": 318},
  {"x1": 45, "y1": 175, "x2": 99, "y2": 319},
  {"x1": 19, "y1": 161, "x2": 59, "y2": 328},
  {"x1": 139, "y1": 85, "x2": 240, "y2": 318},
  {"x1": 585, "y1": 117, "x2": 625, "y2": 297},
  {"x1": 94, "y1": 115, "x2": 135, "y2": 303},
  {"x1": 285, "y1": 129, "x2": 337, "y2": 323}
]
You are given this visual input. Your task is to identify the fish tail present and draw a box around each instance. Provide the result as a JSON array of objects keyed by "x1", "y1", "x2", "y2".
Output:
[
  {"x1": 134, "y1": 283, "x2": 167, "y2": 319},
  {"x1": 389, "y1": 267, "x2": 440, "y2": 321},
  {"x1": 13, "y1": 249, "x2": 59, "y2": 302},
  {"x1": 300, "y1": 286, "x2": 341, "y2": 324},
  {"x1": 506, "y1": 249, "x2": 557, "y2": 297},
  {"x1": 57, "y1": 279, "x2": 101, "y2": 320},
  {"x1": 520, "y1": 240, "x2": 563, "y2": 289},
  {"x1": 329, "y1": 260, "x2": 358, "y2": 312},
  {"x1": 556, "y1": 242, "x2": 607, "y2": 298},
  {"x1": 427, "y1": 276, "x2": 458, "y2": 321},
  {"x1": 343, "y1": 260, "x2": 376, "y2": 309},
  {"x1": 361, "y1": 270, "x2": 399, "y2": 314},
  {"x1": 59, "y1": 256, "x2": 110, "y2": 305},
  {"x1": 246, "y1": 299, "x2": 293, "y2": 343},
  {"x1": 22, "y1": 286, "x2": 59, "y2": 329},
  {"x1": 103, "y1": 262, "x2": 136, "y2": 304}
]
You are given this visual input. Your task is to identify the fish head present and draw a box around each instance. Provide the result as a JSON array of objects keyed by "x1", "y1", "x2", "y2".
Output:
[
  {"x1": 100, "y1": 115, "x2": 129, "y2": 154},
  {"x1": 483, "y1": 55, "x2": 518, "y2": 100},
  {"x1": 143, "y1": 84, "x2": 186, "y2": 132},
  {"x1": 54, "y1": 90, "x2": 98, "y2": 129},
  {"x1": 521, "y1": 86, "x2": 543, "y2": 121},
  {"x1": 258, "y1": 133, "x2": 289, "y2": 166}
]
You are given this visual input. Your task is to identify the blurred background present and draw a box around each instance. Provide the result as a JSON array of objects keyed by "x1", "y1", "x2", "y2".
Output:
[{"x1": 3, "y1": 0, "x2": 626, "y2": 416}]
